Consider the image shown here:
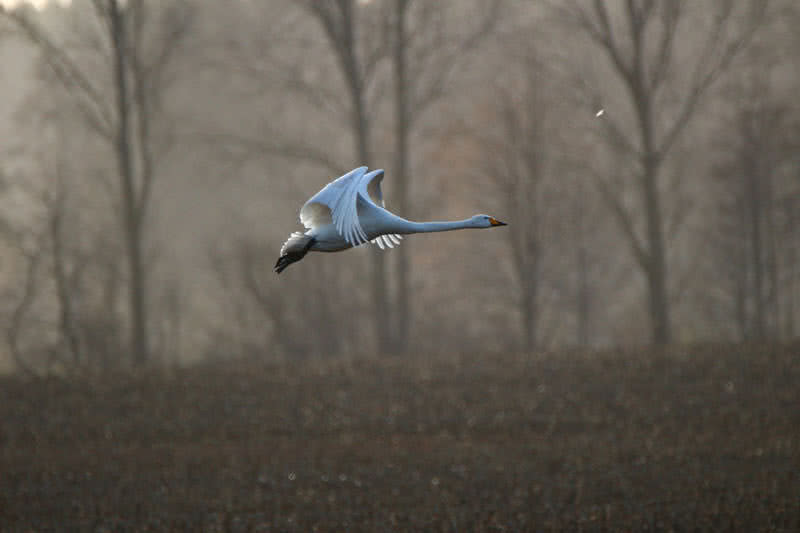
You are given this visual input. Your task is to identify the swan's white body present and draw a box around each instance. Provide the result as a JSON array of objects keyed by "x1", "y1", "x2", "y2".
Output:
[{"x1": 275, "y1": 166, "x2": 506, "y2": 272}]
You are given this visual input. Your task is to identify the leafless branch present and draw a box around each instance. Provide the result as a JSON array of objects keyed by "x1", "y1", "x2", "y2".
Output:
[
  {"x1": 410, "y1": 0, "x2": 501, "y2": 118},
  {"x1": 5, "y1": 229, "x2": 47, "y2": 377},
  {"x1": 596, "y1": 175, "x2": 649, "y2": 271},
  {"x1": 191, "y1": 131, "x2": 347, "y2": 177},
  {"x1": 658, "y1": 1, "x2": 767, "y2": 156},
  {"x1": 647, "y1": 0, "x2": 681, "y2": 91},
  {"x1": 2, "y1": 9, "x2": 114, "y2": 137}
]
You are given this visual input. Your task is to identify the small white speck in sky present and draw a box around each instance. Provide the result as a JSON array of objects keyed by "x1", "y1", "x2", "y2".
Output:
[{"x1": 595, "y1": 109, "x2": 605, "y2": 117}]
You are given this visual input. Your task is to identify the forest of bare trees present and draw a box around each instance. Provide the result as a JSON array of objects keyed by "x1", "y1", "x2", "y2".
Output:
[{"x1": 0, "y1": 0, "x2": 798, "y2": 374}]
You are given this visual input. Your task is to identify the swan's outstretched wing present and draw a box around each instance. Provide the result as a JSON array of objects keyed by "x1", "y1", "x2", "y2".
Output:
[
  {"x1": 300, "y1": 167, "x2": 367, "y2": 244},
  {"x1": 357, "y1": 169, "x2": 404, "y2": 249},
  {"x1": 300, "y1": 167, "x2": 403, "y2": 248},
  {"x1": 356, "y1": 169, "x2": 403, "y2": 249},
  {"x1": 361, "y1": 168, "x2": 386, "y2": 207}
]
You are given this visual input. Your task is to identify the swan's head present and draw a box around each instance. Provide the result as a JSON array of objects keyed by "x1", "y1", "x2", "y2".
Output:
[{"x1": 472, "y1": 214, "x2": 507, "y2": 228}]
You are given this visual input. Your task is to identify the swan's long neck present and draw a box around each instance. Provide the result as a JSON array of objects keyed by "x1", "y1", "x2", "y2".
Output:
[{"x1": 399, "y1": 218, "x2": 475, "y2": 234}]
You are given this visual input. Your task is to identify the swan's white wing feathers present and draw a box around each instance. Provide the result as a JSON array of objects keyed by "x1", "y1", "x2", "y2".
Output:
[
  {"x1": 301, "y1": 166, "x2": 397, "y2": 246},
  {"x1": 299, "y1": 167, "x2": 402, "y2": 248},
  {"x1": 343, "y1": 173, "x2": 370, "y2": 244},
  {"x1": 300, "y1": 167, "x2": 368, "y2": 245},
  {"x1": 298, "y1": 202, "x2": 331, "y2": 229},
  {"x1": 370, "y1": 233, "x2": 403, "y2": 250},
  {"x1": 361, "y1": 170, "x2": 403, "y2": 249},
  {"x1": 364, "y1": 169, "x2": 386, "y2": 207}
]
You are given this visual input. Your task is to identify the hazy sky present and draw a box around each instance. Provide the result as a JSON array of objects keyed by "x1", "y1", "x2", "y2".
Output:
[{"x1": 1, "y1": 0, "x2": 70, "y2": 9}]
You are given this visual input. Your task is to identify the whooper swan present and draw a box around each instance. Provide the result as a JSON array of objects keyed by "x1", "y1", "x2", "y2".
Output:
[{"x1": 275, "y1": 167, "x2": 507, "y2": 273}]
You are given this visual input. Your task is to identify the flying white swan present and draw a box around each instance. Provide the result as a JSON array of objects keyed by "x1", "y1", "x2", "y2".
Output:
[{"x1": 275, "y1": 166, "x2": 507, "y2": 273}]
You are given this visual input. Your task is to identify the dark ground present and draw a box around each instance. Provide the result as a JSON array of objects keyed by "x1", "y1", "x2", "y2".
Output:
[{"x1": 1, "y1": 343, "x2": 799, "y2": 531}]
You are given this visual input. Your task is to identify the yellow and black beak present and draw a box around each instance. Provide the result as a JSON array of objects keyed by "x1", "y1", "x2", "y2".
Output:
[{"x1": 489, "y1": 217, "x2": 507, "y2": 227}]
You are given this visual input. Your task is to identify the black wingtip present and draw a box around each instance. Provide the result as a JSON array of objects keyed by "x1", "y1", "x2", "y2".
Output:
[
  {"x1": 274, "y1": 256, "x2": 288, "y2": 274},
  {"x1": 274, "y1": 254, "x2": 296, "y2": 274}
]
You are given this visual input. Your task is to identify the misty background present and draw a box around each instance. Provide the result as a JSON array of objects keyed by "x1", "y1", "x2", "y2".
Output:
[{"x1": 1, "y1": 0, "x2": 798, "y2": 374}]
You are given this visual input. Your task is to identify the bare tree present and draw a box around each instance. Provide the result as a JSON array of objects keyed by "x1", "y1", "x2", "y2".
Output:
[
  {"x1": 299, "y1": 0, "x2": 395, "y2": 351},
  {"x1": 709, "y1": 71, "x2": 800, "y2": 340},
  {"x1": 480, "y1": 62, "x2": 547, "y2": 351},
  {"x1": 200, "y1": 0, "x2": 500, "y2": 354},
  {"x1": 2, "y1": 0, "x2": 194, "y2": 365},
  {"x1": 572, "y1": 178, "x2": 592, "y2": 346},
  {"x1": 4, "y1": 229, "x2": 47, "y2": 376},
  {"x1": 1, "y1": 106, "x2": 132, "y2": 374},
  {"x1": 389, "y1": 0, "x2": 500, "y2": 352},
  {"x1": 207, "y1": 238, "x2": 364, "y2": 358},
  {"x1": 391, "y1": 0, "x2": 411, "y2": 352},
  {"x1": 47, "y1": 171, "x2": 85, "y2": 367},
  {"x1": 553, "y1": 0, "x2": 766, "y2": 343}
]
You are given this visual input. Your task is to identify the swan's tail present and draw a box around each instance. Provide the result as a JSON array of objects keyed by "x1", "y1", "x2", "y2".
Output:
[{"x1": 274, "y1": 233, "x2": 315, "y2": 274}]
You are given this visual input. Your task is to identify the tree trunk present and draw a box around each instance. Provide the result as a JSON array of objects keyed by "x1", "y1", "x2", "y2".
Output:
[
  {"x1": 50, "y1": 188, "x2": 81, "y2": 366},
  {"x1": 332, "y1": 0, "x2": 391, "y2": 354},
  {"x1": 636, "y1": 68, "x2": 671, "y2": 344},
  {"x1": 392, "y1": 0, "x2": 410, "y2": 354},
  {"x1": 303, "y1": 0, "x2": 392, "y2": 353},
  {"x1": 785, "y1": 201, "x2": 797, "y2": 339},
  {"x1": 109, "y1": 0, "x2": 149, "y2": 366},
  {"x1": 577, "y1": 241, "x2": 590, "y2": 346},
  {"x1": 574, "y1": 182, "x2": 590, "y2": 346},
  {"x1": 564, "y1": 1, "x2": 762, "y2": 345},
  {"x1": 734, "y1": 209, "x2": 748, "y2": 341},
  {"x1": 351, "y1": 80, "x2": 391, "y2": 353},
  {"x1": 642, "y1": 158, "x2": 671, "y2": 344},
  {"x1": 316, "y1": 260, "x2": 342, "y2": 356},
  {"x1": 521, "y1": 274, "x2": 537, "y2": 352},
  {"x1": 786, "y1": 242, "x2": 796, "y2": 339},
  {"x1": 764, "y1": 173, "x2": 779, "y2": 338},
  {"x1": 748, "y1": 167, "x2": 765, "y2": 340}
]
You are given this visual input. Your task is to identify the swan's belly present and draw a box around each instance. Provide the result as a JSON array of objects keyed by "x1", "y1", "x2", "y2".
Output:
[
  {"x1": 308, "y1": 225, "x2": 353, "y2": 252},
  {"x1": 308, "y1": 216, "x2": 393, "y2": 252}
]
